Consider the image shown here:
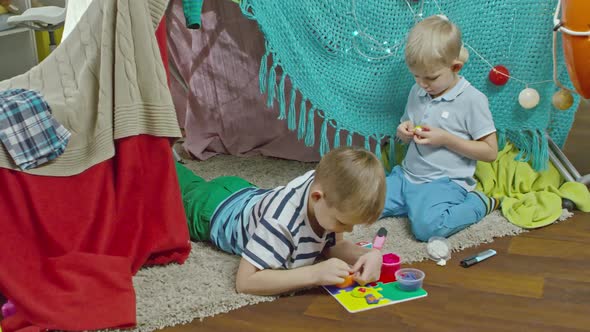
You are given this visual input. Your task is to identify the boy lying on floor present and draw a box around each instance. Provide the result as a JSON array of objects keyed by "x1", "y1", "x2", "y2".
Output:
[{"x1": 175, "y1": 147, "x2": 386, "y2": 296}]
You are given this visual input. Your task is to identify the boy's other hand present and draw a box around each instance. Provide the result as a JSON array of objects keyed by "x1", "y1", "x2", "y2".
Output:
[
  {"x1": 413, "y1": 125, "x2": 449, "y2": 147},
  {"x1": 312, "y1": 258, "x2": 352, "y2": 286},
  {"x1": 351, "y1": 249, "x2": 382, "y2": 285},
  {"x1": 397, "y1": 121, "x2": 415, "y2": 142}
]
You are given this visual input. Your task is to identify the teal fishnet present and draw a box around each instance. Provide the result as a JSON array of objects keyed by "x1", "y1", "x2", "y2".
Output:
[{"x1": 241, "y1": 0, "x2": 578, "y2": 170}]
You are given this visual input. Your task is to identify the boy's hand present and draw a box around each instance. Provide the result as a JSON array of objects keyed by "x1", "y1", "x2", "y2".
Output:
[
  {"x1": 413, "y1": 126, "x2": 450, "y2": 147},
  {"x1": 351, "y1": 249, "x2": 382, "y2": 285},
  {"x1": 312, "y1": 258, "x2": 353, "y2": 286},
  {"x1": 397, "y1": 121, "x2": 415, "y2": 143}
]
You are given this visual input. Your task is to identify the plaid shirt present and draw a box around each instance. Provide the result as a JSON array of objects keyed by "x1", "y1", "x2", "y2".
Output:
[{"x1": 0, "y1": 89, "x2": 71, "y2": 170}]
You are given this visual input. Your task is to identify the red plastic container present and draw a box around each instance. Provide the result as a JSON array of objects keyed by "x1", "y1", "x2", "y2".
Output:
[{"x1": 379, "y1": 253, "x2": 401, "y2": 283}]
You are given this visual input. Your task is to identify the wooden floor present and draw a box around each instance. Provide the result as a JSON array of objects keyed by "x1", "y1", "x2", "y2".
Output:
[{"x1": 164, "y1": 104, "x2": 590, "y2": 332}]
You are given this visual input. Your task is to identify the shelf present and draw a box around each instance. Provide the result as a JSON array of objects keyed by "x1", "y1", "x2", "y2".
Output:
[
  {"x1": 0, "y1": 0, "x2": 39, "y2": 81},
  {"x1": 0, "y1": 26, "x2": 29, "y2": 37}
]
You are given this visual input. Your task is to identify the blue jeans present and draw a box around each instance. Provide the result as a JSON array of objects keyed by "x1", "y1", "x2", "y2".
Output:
[{"x1": 381, "y1": 166, "x2": 487, "y2": 241}]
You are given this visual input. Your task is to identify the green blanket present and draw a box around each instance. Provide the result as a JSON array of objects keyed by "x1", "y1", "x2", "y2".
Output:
[{"x1": 475, "y1": 143, "x2": 590, "y2": 229}]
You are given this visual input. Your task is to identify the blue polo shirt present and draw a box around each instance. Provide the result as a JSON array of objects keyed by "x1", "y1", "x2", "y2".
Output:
[{"x1": 401, "y1": 77, "x2": 496, "y2": 191}]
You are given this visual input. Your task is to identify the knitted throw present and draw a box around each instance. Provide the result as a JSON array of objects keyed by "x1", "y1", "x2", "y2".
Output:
[
  {"x1": 0, "y1": 0, "x2": 179, "y2": 176},
  {"x1": 240, "y1": 0, "x2": 578, "y2": 170}
]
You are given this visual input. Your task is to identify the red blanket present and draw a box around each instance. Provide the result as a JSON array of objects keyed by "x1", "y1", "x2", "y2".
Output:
[{"x1": 0, "y1": 134, "x2": 191, "y2": 331}]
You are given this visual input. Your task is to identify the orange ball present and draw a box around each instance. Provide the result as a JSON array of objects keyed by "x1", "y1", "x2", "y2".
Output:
[
  {"x1": 335, "y1": 275, "x2": 355, "y2": 288},
  {"x1": 552, "y1": 89, "x2": 574, "y2": 110}
]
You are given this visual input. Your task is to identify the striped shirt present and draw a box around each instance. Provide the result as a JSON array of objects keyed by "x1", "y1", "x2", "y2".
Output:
[{"x1": 209, "y1": 170, "x2": 336, "y2": 270}]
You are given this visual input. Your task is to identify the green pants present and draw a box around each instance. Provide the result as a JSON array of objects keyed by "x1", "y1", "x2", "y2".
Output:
[{"x1": 175, "y1": 162, "x2": 253, "y2": 241}]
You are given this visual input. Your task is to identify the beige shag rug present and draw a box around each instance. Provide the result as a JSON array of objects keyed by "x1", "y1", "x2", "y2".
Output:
[{"x1": 129, "y1": 154, "x2": 525, "y2": 332}]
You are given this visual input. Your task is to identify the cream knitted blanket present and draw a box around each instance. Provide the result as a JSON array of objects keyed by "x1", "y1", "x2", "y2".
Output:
[{"x1": 0, "y1": 0, "x2": 180, "y2": 176}]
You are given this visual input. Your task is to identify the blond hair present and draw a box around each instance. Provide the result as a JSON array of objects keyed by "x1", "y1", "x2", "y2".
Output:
[
  {"x1": 405, "y1": 15, "x2": 469, "y2": 72},
  {"x1": 314, "y1": 146, "x2": 386, "y2": 224}
]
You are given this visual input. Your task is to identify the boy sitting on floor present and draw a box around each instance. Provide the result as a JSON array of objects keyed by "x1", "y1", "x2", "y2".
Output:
[
  {"x1": 381, "y1": 15, "x2": 499, "y2": 241},
  {"x1": 175, "y1": 147, "x2": 386, "y2": 296}
]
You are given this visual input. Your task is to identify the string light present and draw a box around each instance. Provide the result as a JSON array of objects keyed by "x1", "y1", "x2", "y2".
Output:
[
  {"x1": 346, "y1": 0, "x2": 543, "y2": 87},
  {"x1": 431, "y1": 0, "x2": 443, "y2": 14},
  {"x1": 344, "y1": 0, "x2": 577, "y2": 106},
  {"x1": 506, "y1": 8, "x2": 517, "y2": 60},
  {"x1": 463, "y1": 42, "x2": 553, "y2": 87},
  {"x1": 427, "y1": 0, "x2": 576, "y2": 109},
  {"x1": 430, "y1": 0, "x2": 569, "y2": 109},
  {"x1": 348, "y1": 0, "x2": 423, "y2": 60},
  {"x1": 430, "y1": 0, "x2": 554, "y2": 88}
]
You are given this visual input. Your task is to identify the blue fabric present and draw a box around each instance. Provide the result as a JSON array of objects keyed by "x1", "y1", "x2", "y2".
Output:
[
  {"x1": 0, "y1": 89, "x2": 70, "y2": 170},
  {"x1": 241, "y1": 0, "x2": 578, "y2": 170},
  {"x1": 381, "y1": 166, "x2": 487, "y2": 241}
]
